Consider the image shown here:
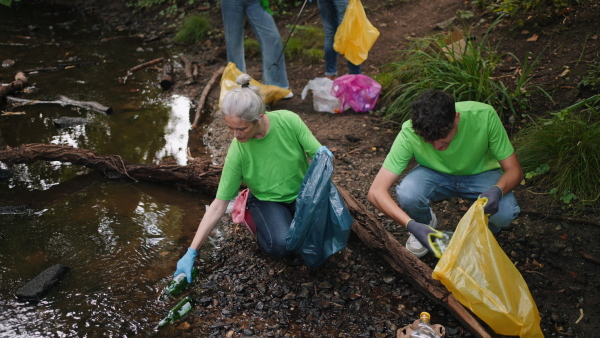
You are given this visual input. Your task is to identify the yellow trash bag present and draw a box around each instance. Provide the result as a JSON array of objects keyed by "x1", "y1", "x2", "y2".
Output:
[
  {"x1": 333, "y1": 0, "x2": 380, "y2": 66},
  {"x1": 218, "y1": 62, "x2": 291, "y2": 108},
  {"x1": 432, "y1": 199, "x2": 543, "y2": 337}
]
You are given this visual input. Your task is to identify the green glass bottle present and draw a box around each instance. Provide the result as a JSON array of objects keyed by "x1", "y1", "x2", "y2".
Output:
[
  {"x1": 157, "y1": 295, "x2": 195, "y2": 329},
  {"x1": 165, "y1": 268, "x2": 199, "y2": 297}
]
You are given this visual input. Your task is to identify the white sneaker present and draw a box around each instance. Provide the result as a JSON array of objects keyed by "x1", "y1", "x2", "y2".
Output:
[
  {"x1": 283, "y1": 91, "x2": 293, "y2": 99},
  {"x1": 406, "y1": 208, "x2": 438, "y2": 257}
]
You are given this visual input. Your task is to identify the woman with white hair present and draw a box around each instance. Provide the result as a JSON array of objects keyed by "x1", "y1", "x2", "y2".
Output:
[{"x1": 174, "y1": 74, "x2": 331, "y2": 281}]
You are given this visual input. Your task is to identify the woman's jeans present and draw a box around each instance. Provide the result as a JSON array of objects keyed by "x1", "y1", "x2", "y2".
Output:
[
  {"x1": 247, "y1": 193, "x2": 295, "y2": 258},
  {"x1": 221, "y1": 0, "x2": 289, "y2": 88},
  {"x1": 396, "y1": 166, "x2": 520, "y2": 233},
  {"x1": 316, "y1": 0, "x2": 362, "y2": 76}
]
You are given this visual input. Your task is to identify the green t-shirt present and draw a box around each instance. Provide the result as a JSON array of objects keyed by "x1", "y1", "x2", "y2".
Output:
[
  {"x1": 216, "y1": 110, "x2": 322, "y2": 202},
  {"x1": 382, "y1": 101, "x2": 514, "y2": 176}
]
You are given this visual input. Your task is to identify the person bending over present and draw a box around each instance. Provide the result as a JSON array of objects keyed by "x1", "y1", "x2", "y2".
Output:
[
  {"x1": 368, "y1": 90, "x2": 523, "y2": 257},
  {"x1": 175, "y1": 74, "x2": 331, "y2": 281}
]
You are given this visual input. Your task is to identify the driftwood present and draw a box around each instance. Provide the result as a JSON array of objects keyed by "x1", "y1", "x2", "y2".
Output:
[
  {"x1": 0, "y1": 72, "x2": 28, "y2": 98},
  {"x1": 1, "y1": 142, "x2": 491, "y2": 336},
  {"x1": 160, "y1": 63, "x2": 174, "y2": 90},
  {"x1": 191, "y1": 66, "x2": 225, "y2": 130},
  {"x1": 7, "y1": 95, "x2": 113, "y2": 114},
  {"x1": 0, "y1": 143, "x2": 221, "y2": 195},
  {"x1": 19, "y1": 61, "x2": 102, "y2": 75},
  {"x1": 338, "y1": 186, "x2": 491, "y2": 338},
  {"x1": 119, "y1": 57, "x2": 164, "y2": 84},
  {"x1": 180, "y1": 55, "x2": 197, "y2": 85}
]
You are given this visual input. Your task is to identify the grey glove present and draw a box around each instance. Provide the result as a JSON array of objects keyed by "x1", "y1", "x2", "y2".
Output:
[
  {"x1": 407, "y1": 220, "x2": 436, "y2": 252},
  {"x1": 480, "y1": 185, "x2": 503, "y2": 215}
]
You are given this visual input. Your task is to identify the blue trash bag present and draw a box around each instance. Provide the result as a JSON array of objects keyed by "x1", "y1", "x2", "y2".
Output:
[{"x1": 286, "y1": 151, "x2": 354, "y2": 268}]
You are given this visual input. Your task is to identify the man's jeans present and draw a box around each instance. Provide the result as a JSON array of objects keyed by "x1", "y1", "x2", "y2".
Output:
[
  {"x1": 221, "y1": 0, "x2": 289, "y2": 88},
  {"x1": 247, "y1": 193, "x2": 296, "y2": 258},
  {"x1": 317, "y1": 0, "x2": 362, "y2": 76},
  {"x1": 396, "y1": 166, "x2": 520, "y2": 233}
]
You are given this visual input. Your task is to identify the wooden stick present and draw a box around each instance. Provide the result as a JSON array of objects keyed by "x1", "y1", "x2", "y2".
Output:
[
  {"x1": 119, "y1": 57, "x2": 164, "y2": 84},
  {"x1": 128, "y1": 57, "x2": 164, "y2": 74},
  {"x1": 160, "y1": 63, "x2": 174, "y2": 90},
  {"x1": 191, "y1": 66, "x2": 224, "y2": 129},
  {"x1": 180, "y1": 55, "x2": 196, "y2": 85}
]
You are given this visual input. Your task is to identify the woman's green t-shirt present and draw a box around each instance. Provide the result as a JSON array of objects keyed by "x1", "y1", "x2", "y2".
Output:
[{"x1": 216, "y1": 110, "x2": 322, "y2": 202}]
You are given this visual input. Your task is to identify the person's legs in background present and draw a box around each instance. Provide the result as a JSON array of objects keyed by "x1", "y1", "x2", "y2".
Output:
[
  {"x1": 221, "y1": 0, "x2": 247, "y2": 73},
  {"x1": 246, "y1": 0, "x2": 290, "y2": 88},
  {"x1": 247, "y1": 193, "x2": 296, "y2": 259},
  {"x1": 317, "y1": 0, "x2": 362, "y2": 77}
]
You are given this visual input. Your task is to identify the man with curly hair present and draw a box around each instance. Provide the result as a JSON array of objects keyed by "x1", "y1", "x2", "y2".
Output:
[{"x1": 368, "y1": 90, "x2": 523, "y2": 258}]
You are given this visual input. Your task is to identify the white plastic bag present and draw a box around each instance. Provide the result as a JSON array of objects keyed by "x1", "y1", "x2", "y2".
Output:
[{"x1": 301, "y1": 77, "x2": 341, "y2": 114}]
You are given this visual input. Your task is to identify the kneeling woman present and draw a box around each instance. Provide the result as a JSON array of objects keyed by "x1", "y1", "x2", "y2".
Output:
[{"x1": 174, "y1": 74, "x2": 330, "y2": 281}]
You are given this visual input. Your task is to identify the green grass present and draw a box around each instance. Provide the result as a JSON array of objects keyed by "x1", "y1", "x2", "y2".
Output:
[
  {"x1": 515, "y1": 95, "x2": 600, "y2": 207},
  {"x1": 283, "y1": 25, "x2": 324, "y2": 64},
  {"x1": 244, "y1": 38, "x2": 260, "y2": 57},
  {"x1": 377, "y1": 19, "x2": 542, "y2": 122},
  {"x1": 173, "y1": 15, "x2": 210, "y2": 44}
]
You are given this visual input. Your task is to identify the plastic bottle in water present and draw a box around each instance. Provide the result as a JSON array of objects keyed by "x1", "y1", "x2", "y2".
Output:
[
  {"x1": 157, "y1": 295, "x2": 195, "y2": 329},
  {"x1": 165, "y1": 268, "x2": 199, "y2": 297},
  {"x1": 410, "y1": 312, "x2": 441, "y2": 338}
]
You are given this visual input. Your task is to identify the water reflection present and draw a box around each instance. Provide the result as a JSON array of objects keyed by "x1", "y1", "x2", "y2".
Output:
[
  {"x1": 0, "y1": 180, "x2": 210, "y2": 337},
  {"x1": 154, "y1": 95, "x2": 191, "y2": 165},
  {"x1": 0, "y1": 3, "x2": 214, "y2": 336}
]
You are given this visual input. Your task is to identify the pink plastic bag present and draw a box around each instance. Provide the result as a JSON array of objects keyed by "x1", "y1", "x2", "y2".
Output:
[
  {"x1": 331, "y1": 74, "x2": 382, "y2": 112},
  {"x1": 231, "y1": 189, "x2": 257, "y2": 236}
]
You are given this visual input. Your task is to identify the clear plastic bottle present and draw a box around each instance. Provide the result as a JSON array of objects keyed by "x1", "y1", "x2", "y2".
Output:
[
  {"x1": 157, "y1": 295, "x2": 195, "y2": 329},
  {"x1": 410, "y1": 312, "x2": 441, "y2": 338},
  {"x1": 432, "y1": 231, "x2": 453, "y2": 256}
]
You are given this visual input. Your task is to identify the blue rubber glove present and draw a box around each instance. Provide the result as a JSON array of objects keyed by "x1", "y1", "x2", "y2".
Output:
[
  {"x1": 407, "y1": 220, "x2": 436, "y2": 252},
  {"x1": 174, "y1": 247, "x2": 198, "y2": 283},
  {"x1": 317, "y1": 145, "x2": 333, "y2": 158},
  {"x1": 480, "y1": 185, "x2": 503, "y2": 215}
]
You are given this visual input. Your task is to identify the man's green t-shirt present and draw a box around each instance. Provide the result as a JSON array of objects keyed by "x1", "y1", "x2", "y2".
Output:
[
  {"x1": 382, "y1": 101, "x2": 514, "y2": 176},
  {"x1": 216, "y1": 110, "x2": 322, "y2": 202}
]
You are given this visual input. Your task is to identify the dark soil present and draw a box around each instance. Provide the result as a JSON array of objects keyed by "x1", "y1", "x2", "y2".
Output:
[{"x1": 35, "y1": 0, "x2": 600, "y2": 337}]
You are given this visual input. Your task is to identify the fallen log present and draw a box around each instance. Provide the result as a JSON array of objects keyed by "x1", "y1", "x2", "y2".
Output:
[
  {"x1": 338, "y1": 187, "x2": 491, "y2": 338},
  {"x1": 180, "y1": 55, "x2": 197, "y2": 85},
  {"x1": 6, "y1": 95, "x2": 113, "y2": 114},
  {"x1": 0, "y1": 72, "x2": 28, "y2": 99},
  {"x1": 119, "y1": 57, "x2": 164, "y2": 84},
  {"x1": 191, "y1": 66, "x2": 224, "y2": 129},
  {"x1": 160, "y1": 62, "x2": 174, "y2": 90},
  {"x1": 0, "y1": 143, "x2": 221, "y2": 195}
]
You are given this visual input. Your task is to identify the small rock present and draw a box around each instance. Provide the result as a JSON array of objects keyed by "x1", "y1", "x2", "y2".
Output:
[
  {"x1": 16, "y1": 264, "x2": 70, "y2": 301},
  {"x1": 176, "y1": 321, "x2": 191, "y2": 331},
  {"x1": 2, "y1": 59, "x2": 15, "y2": 68}
]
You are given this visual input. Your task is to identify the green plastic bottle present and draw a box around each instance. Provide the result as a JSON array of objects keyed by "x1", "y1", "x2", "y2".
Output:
[
  {"x1": 157, "y1": 295, "x2": 195, "y2": 329},
  {"x1": 166, "y1": 268, "x2": 199, "y2": 297}
]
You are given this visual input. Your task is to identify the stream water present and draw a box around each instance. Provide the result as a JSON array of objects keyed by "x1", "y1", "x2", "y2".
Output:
[{"x1": 1, "y1": 3, "x2": 216, "y2": 336}]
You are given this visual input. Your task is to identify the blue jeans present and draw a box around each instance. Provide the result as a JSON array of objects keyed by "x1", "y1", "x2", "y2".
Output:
[
  {"x1": 395, "y1": 166, "x2": 520, "y2": 233},
  {"x1": 317, "y1": 0, "x2": 362, "y2": 76},
  {"x1": 221, "y1": 0, "x2": 289, "y2": 88},
  {"x1": 247, "y1": 193, "x2": 296, "y2": 259}
]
